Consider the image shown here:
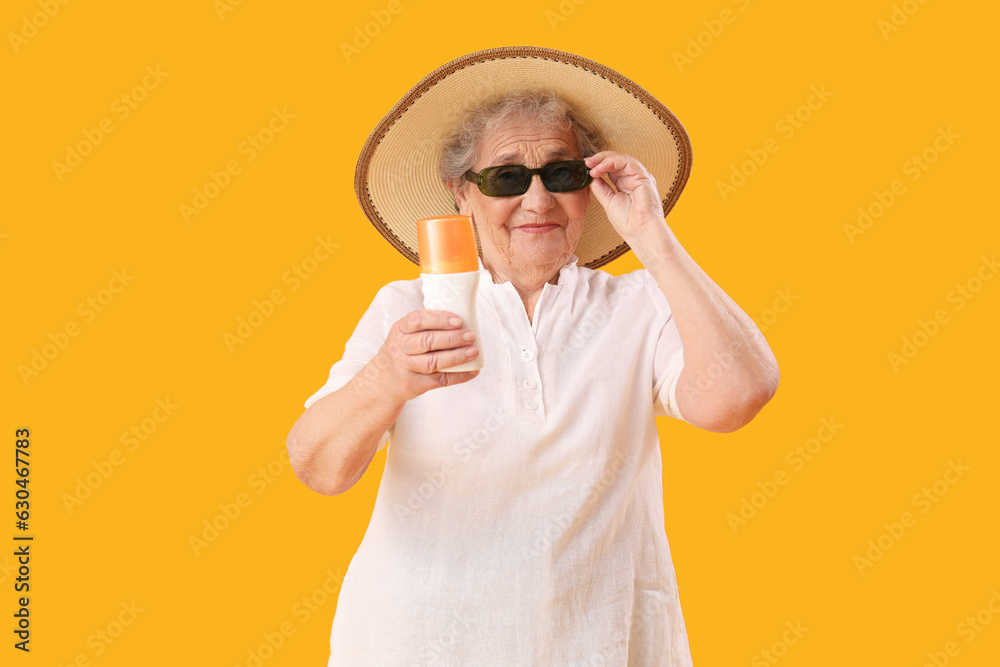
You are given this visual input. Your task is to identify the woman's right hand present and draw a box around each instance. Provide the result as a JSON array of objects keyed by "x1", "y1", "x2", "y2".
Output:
[{"x1": 372, "y1": 309, "x2": 480, "y2": 403}]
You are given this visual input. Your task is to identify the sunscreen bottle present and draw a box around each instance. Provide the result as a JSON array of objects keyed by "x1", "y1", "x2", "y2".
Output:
[{"x1": 416, "y1": 215, "x2": 483, "y2": 372}]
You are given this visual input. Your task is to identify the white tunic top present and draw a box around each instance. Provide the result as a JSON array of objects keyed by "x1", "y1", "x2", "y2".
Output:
[{"x1": 304, "y1": 253, "x2": 694, "y2": 666}]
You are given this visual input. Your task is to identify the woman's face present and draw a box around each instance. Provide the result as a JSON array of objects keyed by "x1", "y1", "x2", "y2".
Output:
[{"x1": 452, "y1": 121, "x2": 591, "y2": 281}]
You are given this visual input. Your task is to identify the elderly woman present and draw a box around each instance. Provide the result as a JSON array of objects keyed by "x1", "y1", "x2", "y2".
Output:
[{"x1": 287, "y1": 47, "x2": 778, "y2": 666}]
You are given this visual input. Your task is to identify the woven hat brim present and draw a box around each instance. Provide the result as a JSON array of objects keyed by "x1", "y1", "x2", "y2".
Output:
[{"x1": 355, "y1": 46, "x2": 693, "y2": 270}]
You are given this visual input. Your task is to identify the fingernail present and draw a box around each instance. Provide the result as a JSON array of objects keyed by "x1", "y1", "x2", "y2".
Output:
[
  {"x1": 463, "y1": 331, "x2": 475, "y2": 341},
  {"x1": 466, "y1": 346, "x2": 478, "y2": 357},
  {"x1": 449, "y1": 317, "x2": 461, "y2": 326}
]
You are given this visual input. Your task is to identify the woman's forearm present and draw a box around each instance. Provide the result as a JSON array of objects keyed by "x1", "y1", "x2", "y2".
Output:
[
  {"x1": 287, "y1": 353, "x2": 404, "y2": 495},
  {"x1": 631, "y1": 226, "x2": 780, "y2": 432}
]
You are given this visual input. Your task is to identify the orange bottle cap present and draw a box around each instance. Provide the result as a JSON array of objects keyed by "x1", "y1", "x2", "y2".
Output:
[{"x1": 417, "y1": 215, "x2": 479, "y2": 274}]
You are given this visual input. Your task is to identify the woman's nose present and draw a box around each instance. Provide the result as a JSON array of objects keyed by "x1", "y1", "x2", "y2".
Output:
[{"x1": 520, "y1": 174, "x2": 555, "y2": 213}]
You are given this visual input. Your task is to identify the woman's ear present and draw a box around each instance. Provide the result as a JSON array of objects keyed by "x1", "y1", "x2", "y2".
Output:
[{"x1": 448, "y1": 180, "x2": 472, "y2": 216}]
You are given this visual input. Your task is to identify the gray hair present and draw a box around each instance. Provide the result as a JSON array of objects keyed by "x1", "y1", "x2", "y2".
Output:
[{"x1": 438, "y1": 89, "x2": 606, "y2": 201}]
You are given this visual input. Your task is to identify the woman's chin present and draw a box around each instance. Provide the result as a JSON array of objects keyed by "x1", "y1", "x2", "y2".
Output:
[{"x1": 512, "y1": 240, "x2": 572, "y2": 268}]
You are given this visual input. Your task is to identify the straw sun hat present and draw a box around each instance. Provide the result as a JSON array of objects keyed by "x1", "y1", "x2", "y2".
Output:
[{"x1": 354, "y1": 45, "x2": 693, "y2": 270}]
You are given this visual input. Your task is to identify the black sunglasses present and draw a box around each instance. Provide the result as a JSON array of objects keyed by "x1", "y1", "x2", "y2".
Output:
[{"x1": 464, "y1": 160, "x2": 593, "y2": 197}]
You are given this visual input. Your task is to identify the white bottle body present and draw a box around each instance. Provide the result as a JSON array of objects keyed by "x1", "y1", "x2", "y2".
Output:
[{"x1": 420, "y1": 271, "x2": 483, "y2": 372}]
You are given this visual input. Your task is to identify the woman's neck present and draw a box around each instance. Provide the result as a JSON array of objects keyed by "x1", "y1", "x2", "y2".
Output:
[{"x1": 483, "y1": 258, "x2": 562, "y2": 324}]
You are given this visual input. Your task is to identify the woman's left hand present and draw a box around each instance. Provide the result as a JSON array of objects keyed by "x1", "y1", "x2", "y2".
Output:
[{"x1": 585, "y1": 151, "x2": 669, "y2": 244}]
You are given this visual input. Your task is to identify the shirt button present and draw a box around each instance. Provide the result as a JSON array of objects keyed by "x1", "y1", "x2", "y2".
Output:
[
  {"x1": 525, "y1": 400, "x2": 538, "y2": 410},
  {"x1": 521, "y1": 350, "x2": 535, "y2": 361},
  {"x1": 523, "y1": 378, "x2": 537, "y2": 389}
]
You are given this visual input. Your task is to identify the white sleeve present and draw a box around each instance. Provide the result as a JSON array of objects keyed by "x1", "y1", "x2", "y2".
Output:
[
  {"x1": 641, "y1": 271, "x2": 688, "y2": 423},
  {"x1": 303, "y1": 286, "x2": 394, "y2": 452}
]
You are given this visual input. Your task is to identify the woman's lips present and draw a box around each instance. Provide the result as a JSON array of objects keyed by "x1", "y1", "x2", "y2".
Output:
[{"x1": 515, "y1": 223, "x2": 559, "y2": 234}]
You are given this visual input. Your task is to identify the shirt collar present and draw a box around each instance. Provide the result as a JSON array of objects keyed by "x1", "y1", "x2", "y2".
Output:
[{"x1": 477, "y1": 254, "x2": 579, "y2": 285}]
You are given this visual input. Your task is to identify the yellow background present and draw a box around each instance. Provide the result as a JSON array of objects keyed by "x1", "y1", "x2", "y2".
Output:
[{"x1": 4, "y1": 0, "x2": 998, "y2": 664}]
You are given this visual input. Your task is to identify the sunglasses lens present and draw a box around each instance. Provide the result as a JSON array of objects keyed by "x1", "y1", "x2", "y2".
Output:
[
  {"x1": 481, "y1": 165, "x2": 529, "y2": 196},
  {"x1": 542, "y1": 161, "x2": 591, "y2": 192},
  {"x1": 475, "y1": 161, "x2": 592, "y2": 196}
]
